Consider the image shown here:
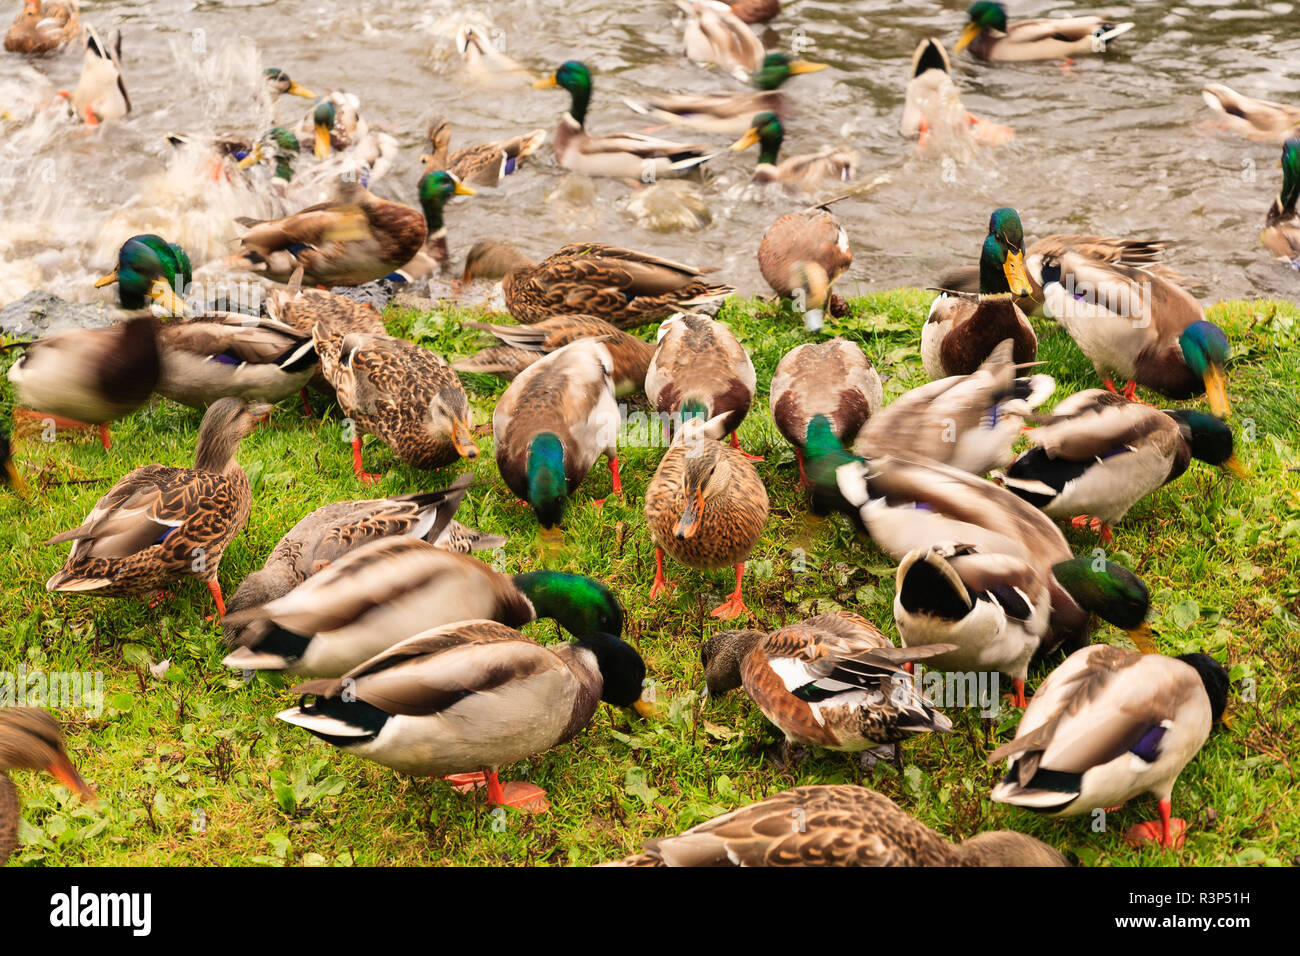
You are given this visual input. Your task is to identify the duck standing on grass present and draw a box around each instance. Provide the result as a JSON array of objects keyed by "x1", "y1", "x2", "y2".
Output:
[
  {"x1": 757, "y1": 206, "x2": 852, "y2": 330},
  {"x1": 990, "y1": 645, "x2": 1229, "y2": 850},
  {"x1": 277, "y1": 620, "x2": 653, "y2": 811},
  {"x1": 645, "y1": 413, "x2": 769, "y2": 619},
  {"x1": 45, "y1": 397, "x2": 270, "y2": 618}
]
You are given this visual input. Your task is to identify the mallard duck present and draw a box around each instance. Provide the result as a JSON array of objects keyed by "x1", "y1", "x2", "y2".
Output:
[
  {"x1": 955, "y1": 1, "x2": 1134, "y2": 62},
  {"x1": 995, "y1": 390, "x2": 1245, "y2": 542},
  {"x1": 456, "y1": 23, "x2": 527, "y2": 79},
  {"x1": 902, "y1": 38, "x2": 1013, "y2": 152},
  {"x1": 701, "y1": 610, "x2": 954, "y2": 762},
  {"x1": 803, "y1": 443, "x2": 1154, "y2": 701},
  {"x1": 990, "y1": 645, "x2": 1229, "y2": 849},
  {"x1": 493, "y1": 339, "x2": 621, "y2": 532},
  {"x1": 923, "y1": 208, "x2": 1035, "y2": 379},
  {"x1": 533, "y1": 61, "x2": 715, "y2": 179},
  {"x1": 626, "y1": 52, "x2": 825, "y2": 136},
  {"x1": 725, "y1": 0, "x2": 778, "y2": 24},
  {"x1": 1037, "y1": 252, "x2": 1231, "y2": 415},
  {"x1": 268, "y1": 282, "x2": 386, "y2": 340},
  {"x1": 679, "y1": 0, "x2": 764, "y2": 81},
  {"x1": 263, "y1": 67, "x2": 314, "y2": 101},
  {"x1": 461, "y1": 240, "x2": 734, "y2": 328},
  {"x1": 6, "y1": 315, "x2": 159, "y2": 449},
  {"x1": 4, "y1": 0, "x2": 79, "y2": 54},
  {"x1": 770, "y1": 338, "x2": 880, "y2": 486},
  {"x1": 1202, "y1": 84, "x2": 1300, "y2": 143},
  {"x1": 452, "y1": 315, "x2": 653, "y2": 395},
  {"x1": 1, "y1": 709, "x2": 95, "y2": 865},
  {"x1": 645, "y1": 413, "x2": 769, "y2": 618},
  {"x1": 68, "y1": 25, "x2": 127, "y2": 125},
  {"x1": 757, "y1": 206, "x2": 851, "y2": 331},
  {"x1": 296, "y1": 92, "x2": 367, "y2": 160},
  {"x1": 94, "y1": 233, "x2": 190, "y2": 316},
  {"x1": 853, "y1": 339, "x2": 1055, "y2": 476},
  {"x1": 224, "y1": 536, "x2": 621, "y2": 677},
  {"x1": 45, "y1": 397, "x2": 269, "y2": 617},
  {"x1": 277, "y1": 619, "x2": 651, "y2": 809},
  {"x1": 606, "y1": 784, "x2": 1068, "y2": 866},
  {"x1": 230, "y1": 180, "x2": 428, "y2": 287},
  {"x1": 155, "y1": 314, "x2": 317, "y2": 409},
  {"x1": 386, "y1": 170, "x2": 476, "y2": 282},
  {"x1": 646, "y1": 312, "x2": 759, "y2": 458},
  {"x1": 1263, "y1": 138, "x2": 1300, "y2": 265},
  {"x1": 312, "y1": 325, "x2": 477, "y2": 482},
  {"x1": 1, "y1": 429, "x2": 28, "y2": 497},
  {"x1": 419, "y1": 116, "x2": 546, "y2": 187},
  {"x1": 223, "y1": 474, "x2": 502, "y2": 648},
  {"x1": 731, "y1": 112, "x2": 857, "y2": 188}
]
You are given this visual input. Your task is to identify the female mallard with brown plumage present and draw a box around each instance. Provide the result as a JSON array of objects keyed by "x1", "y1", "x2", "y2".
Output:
[
  {"x1": 606, "y1": 784, "x2": 1068, "y2": 866},
  {"x1": 990, "y1": 645, "x2": 1229, "y2": 850},
  {"x1": 45, "y1": 397, "x2": 269, "y2": 617},
  {"x1": 419, "y1": 116, "x2": 546, "y2": 187},
  {"x1": 725, "y1": 0, "x2": 778, "y2": 24},
  {"x1": 532, "y1": 61, "x2": 714, "y2": 179},
  {"x1": 645, "y1": 413, "x2": 769, "y2": 619},
  {"x1": 312, "y1": 326, "x2": 478, "y2": 483},
  {"x1": 1202, "y1": 84, "x2": 1300, "y2": 143},
  {"x1": 224, "y1": 537, "x2": 622, "y2": 678},
  {"x1": 954, "y1": 1, "x2": 1133, "y2": 62},
  {"x1": 646, "y1": 312, "x2": 759, "y2": 459},
  {"x1": 1263, "y1": 138, "x2": 1300, "y2": 265},
  {"x1": 493, "y1": 339, "x2": 622, "y2": 534},
  {"x1": 770, "y1": 338, "x2": 881, "y2": 486},
  {"x1": 222, "y1": 473, "x2": 503, "y2": 649},
  {"x1": 461, "y1": 240, "x2": 733, "y2": 328},
  {"x1": 731, "y1": 112, "x2": 857, "y2": 189},
  {"x1": 757, "y1": 206, "x2": 852, "y2": 331},
  {"x1": 4, "y1": 0, "x2": 79, "y2": 54},
  {"x1": 701, "y1": 610, "x2": 954, "y2": 764},
  {"x1": 277, "y1": 619, "x2": 652, "y2": 810},
  {"x1": 1037, "y1": 251, "x2": 1232, "y2": 415},
  {"x1": 155, "y1": 314, "x2": 317, "y2": 409},
  {"x1": 923, "y1": 207, "x2": 1036, "y2": 379},
  {"x1": 996, "y1": 390, "x2": 1245, "y2": 543},
  {"x1": 6, "y1": 315, "x2": 159, "y2": 450},
  {"x1": 452, "y1": 315, "x2": 653, "y2": 396},
  {"x1": 626, "y1": 52, "x2": 826, "y2": 137},
  {"x1": 1, "y1": 709, "x2": 95, "y2": 865},
  {"x1": 229, "y1": 178, "x2": 431, "y2": 287}
]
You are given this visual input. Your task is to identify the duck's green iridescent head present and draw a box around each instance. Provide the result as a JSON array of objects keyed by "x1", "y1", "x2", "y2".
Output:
[
  {"x1": 312, "y1": 100, "x2": 335, "y2": 158},
  {"x1": 535, "y1": 61, "x2": 593, "y2": 126},
  {"x1": 1052, "y1": 556, "x2": 1150, "y2": 632},
  {"x1": 417, "y1": 170, "x2": 475, "y2": 235},
  {"x1": 978, "y1": 230, "x2": 1031, "y2": 297},
  {"x1": 1279, "y1": 138, "x2": 1300, "y2": 213},
  {"x1": 1179, "y1": 320, "x2": 1231, "y2": 417},
  {"x1": 525, "y1": 432, "x2": 568, "y2": 529},
  {"x1": 988, "y1": 206, "x2": 1024, "y2": 252},
  {"x1": 95, "y1": 234, "x2": 188, "y2": 316},
  {"x1": 264, "y1": 68, "x2": 314, "y2": 99},
  {"x1": 731, "y1": 112, "x2": 783, "y2": 166},
  {"x1": 752, "y1": 52, "x2": 827, "y2": 91},
  {"x1": 803, "y1": 413, "x2": 858, "y2": 511},
  {"x1": 957, "y1": 1, "x2": 1006, "y2": 51},
  {"x1": 1166, "y1": 410, "x2": 1245, "y2": 474},
  {"x1": 512, "y1": 571, "x2": 625, "y2": 638}
]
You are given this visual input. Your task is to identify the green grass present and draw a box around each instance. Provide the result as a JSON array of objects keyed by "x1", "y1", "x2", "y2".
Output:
[{"x1": 2, "y1": 291, "x2": 1298, "y2": 867}]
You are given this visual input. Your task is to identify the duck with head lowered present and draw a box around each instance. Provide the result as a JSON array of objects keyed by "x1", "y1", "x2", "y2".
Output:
[{"x1": 2, "y1": 709, "x2": 96, "y2": 865}]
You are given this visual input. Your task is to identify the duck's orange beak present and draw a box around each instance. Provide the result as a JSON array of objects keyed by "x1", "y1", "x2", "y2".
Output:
[{"x1": 47, "y1": 753, "x2": 97, "y2": 806}]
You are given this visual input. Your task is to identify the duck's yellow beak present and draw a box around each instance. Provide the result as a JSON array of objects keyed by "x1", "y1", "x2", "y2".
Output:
[
  {"x1": 1126, "y1": 622, "x2": 1159, "y2": 655},
  {"x1": 532, "y1": 74, "x2": 558, "y2": 89},
  {"x1": 1003, "y1": 249, "x2": 1032, "y2": 297},
  {"x1": 1203, "y1": 364, "x2": 1230, "y2": 418},
  {"x1": 1223, "y1": 454, "x2": 1249, "y2": 479},
  {"x1": 453, "y1": 180, "x2": 477, "y2": 196},
  {"x1": 93, "y1": 270, "x2": 119, "y2": 288},
  {"x1": 314, "y1": 122, "x2": 331, "y2": 159},
  {"x1": 287, "y1": 81, "x2": 314, "y2": 98},
  {"x1": 730, "y1": 127, "x2": 760, "y2": 151},
  {"x1": 954, "y1": 21, "x2": 981, "y2": 53},
  {"x1": 148, "y1": 277, "x2": 187, "y2": 317},
  {"x1": 632, "y1": 697, "x2": 660, "y2": 719},
  {"x1": 787, "y1": 60, "x2": 828, "y2": 76},
  {"x1": 237, "y1": 144, "x2": 264, "y2": 169}
]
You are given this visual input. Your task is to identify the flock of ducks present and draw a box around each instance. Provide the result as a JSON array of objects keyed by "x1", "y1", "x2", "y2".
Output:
[{"x1": 0, "y1": 0, "x2": 1295, "y2": 867}]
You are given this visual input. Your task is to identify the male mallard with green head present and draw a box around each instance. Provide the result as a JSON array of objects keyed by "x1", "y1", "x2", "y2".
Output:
[
  {"x1": 731, "y1": 112, "x2": 857, "y2": 189},
  {"x1": 954, "y1": 1, "x2": 1133, "y2": 62},
  {"x1": 1262, "y1": 138, "x2": 1300, "y2": 265}
]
